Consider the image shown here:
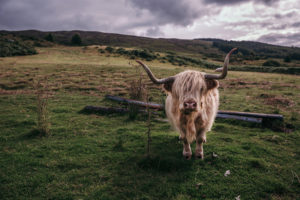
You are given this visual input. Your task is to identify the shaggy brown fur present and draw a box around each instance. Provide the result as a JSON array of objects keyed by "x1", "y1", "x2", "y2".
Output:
[{"x1": 165, "y1": 70, "x2": 219, "y2": 159}]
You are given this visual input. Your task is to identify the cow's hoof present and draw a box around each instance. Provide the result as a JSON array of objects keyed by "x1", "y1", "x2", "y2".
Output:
[
  {"x1": 183, "y1": 152, "x2": 192, "y2": 160},
  {"x1": 195, "y1": 153, "x2": 204, "y2": 160}
]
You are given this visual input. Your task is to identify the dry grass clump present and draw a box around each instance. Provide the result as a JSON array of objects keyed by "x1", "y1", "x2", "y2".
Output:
[
  {"x1": 128, "y1": 65, "x2": 146, "y2": 120},
  {"x1": 35, "y1": 77, "x2": 51, "y2": 136}
]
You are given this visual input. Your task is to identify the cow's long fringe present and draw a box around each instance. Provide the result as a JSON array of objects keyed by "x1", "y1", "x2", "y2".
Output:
[{"x1": 173, "y1": 70, "x2": 206, "y2": 101}]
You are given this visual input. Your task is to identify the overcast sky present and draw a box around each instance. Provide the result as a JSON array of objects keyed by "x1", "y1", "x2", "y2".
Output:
[{"x1": 0, "y1": 0, "x2": 299, "y2": 47}]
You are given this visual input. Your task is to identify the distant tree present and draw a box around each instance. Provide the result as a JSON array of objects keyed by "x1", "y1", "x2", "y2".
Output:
[
  {"x1": 44, "y1": 33, "x2": 54, "y2": 42},
  {"x1": 71, "y1": 34, "x2": 82, "y2": 45},
  {"x1": 284, "y1": 56, "x2": 291, "y2": 63}
]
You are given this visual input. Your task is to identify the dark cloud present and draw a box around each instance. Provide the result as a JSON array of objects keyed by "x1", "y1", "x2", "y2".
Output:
[
  {"x1": 274, "y1": 11, "x2": 297, "y2": 19},
  {"x1": 128, "y1": 0, "x2": 202, "y2": 26},
  {"x1": 145, "y1": 26, "x2": 164, "y2": 37},
  {"x1": 291, "y1": 22, "x2": 300, "y2": 28},
  {"x1": 203, "y1": 0, "x2": 279, "y2": 5},
  {"x1": 258, "y1": 33, "x2": 300, "y2": 47},
  {"x1": 0, "y1": 0, "x2": 98, "y2": 30}
]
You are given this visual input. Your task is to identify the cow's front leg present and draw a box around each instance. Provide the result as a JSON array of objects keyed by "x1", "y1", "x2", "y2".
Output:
[
  {"x1": 195, "y1": 131, "x2": 206, "y2": 159},
  {"x1": 182, "y1": 137, "x2": 192, "y2": 160}
]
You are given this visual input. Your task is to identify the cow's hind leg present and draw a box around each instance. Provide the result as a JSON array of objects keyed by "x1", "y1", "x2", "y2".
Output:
[
  {"x1": 195, "y1": 131, "x2": 206, "y2": 159},
  {"x1": 182, "y1": 138, "x2": 192, "y2": 160}
]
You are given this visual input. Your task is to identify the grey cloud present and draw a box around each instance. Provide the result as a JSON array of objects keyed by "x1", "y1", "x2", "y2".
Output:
[
  {"x1": 258, "y1": 33, "x2": 300, "y2": 47},
  {"x1": 203, "y1": 0, "x2": 279, "y2": 5},
  {"x1": 128, "y1": 0, "x2": 203, "y2": 26},
  {"x1": 291, "y1": 22, "x2": 300, "y2": 28},
  {"x1": 0, "y1": 0, "x2": 299, "y2": 47},
  {"x1": 145, "y1": 27, "x2": 164, "y2": 37},
  {"x1": 0, "y1": 0, "x2": 98, "y2": 30},
  {"x1": 274, "y1": 11, "x2": 297, "y2": 19},
  {"x1": 227, "y1": 20, "x2": 271, "y2": 29}
]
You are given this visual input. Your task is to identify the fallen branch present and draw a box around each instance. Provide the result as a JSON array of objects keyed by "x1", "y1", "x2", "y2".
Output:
[
  {"x1": 216, "y1": 113, "x2": 262, "y2": 123},
  {"x1": 218, "y1": 110, "x2": 283, "y2": 120},
  {"x1": 105, "y1": 95, "x2": 283, "y2": 122},
  {"x1": 81, "y1": 105, "x2": 285, "y2": 131}
]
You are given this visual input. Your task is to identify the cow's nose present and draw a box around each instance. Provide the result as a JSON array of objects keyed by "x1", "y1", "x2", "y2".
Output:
[{"x1": 184, "y1": 100, "x2": 197, "y2": 110}]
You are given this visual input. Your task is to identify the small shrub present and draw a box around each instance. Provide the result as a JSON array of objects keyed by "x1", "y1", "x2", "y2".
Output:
[
  {"x1": 105, "y1": 46, "x2": 115, "y2": 53},
  {"x1": 98, "y1": 49, "x2": 105, "y2": 54},
  {"x1": 128, "y1": 65, "x2": 145, "y2": 120},
  {"x1": 116, "y1": 48, "x2": 126, "y2": 54}
]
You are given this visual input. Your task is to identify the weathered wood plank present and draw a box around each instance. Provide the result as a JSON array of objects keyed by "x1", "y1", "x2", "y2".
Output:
[
  {"x1": 217, "y1": 110, "x2": 283, "y2": 120},
  {"x1": 104, "y1": 95, "x2": 284, "y2": 122},
  {"x1": 216, "y1": 113, "x2": 262, "y2": 123}
]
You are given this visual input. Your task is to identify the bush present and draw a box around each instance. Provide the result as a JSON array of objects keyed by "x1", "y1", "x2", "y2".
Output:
[
  {"x1": 0, "y1": 37, "x2": 37, "y2": 57},
  {"x1": 98, "y1": 49, "x2": 105, "y2": 54},
  {"x1": 262, "y1": 60, "x2": 281, "y2": 67},
  {"x1": 128, "y1": 66, "x2": 145, "y2": 120},
  {"x1": 71, "y1": 34, "x2": 82, "y2": 45},
  {"x1": 116, "y1": 48, "x2": 126, "y2": 54},
  {"x1": 105, "y1": 46, "x2": 115, "y2": 53}
]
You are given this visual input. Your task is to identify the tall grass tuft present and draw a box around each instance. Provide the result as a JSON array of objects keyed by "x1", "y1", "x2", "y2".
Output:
[
  {"x1": 128, "y1": 64, "x2": 145, "y2": 120},
  {"x1": 35, "y1": 77, "x2": 50, "y2": 136}
]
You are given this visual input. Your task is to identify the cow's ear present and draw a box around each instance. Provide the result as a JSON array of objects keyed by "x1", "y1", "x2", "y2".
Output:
[
  {"x1": 163, "y1": 82, "x2": 173, "y2": 92},
  {"x1": 205, "y1": 79, "x2": 219, "y2": 90}
]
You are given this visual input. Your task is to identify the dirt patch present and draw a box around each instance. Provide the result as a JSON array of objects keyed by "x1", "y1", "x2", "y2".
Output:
[
  {"x1": 221, "y1": 79, "x2": 271, "y2": 89},
  {"x1": 265, "y1": 96, "x2": 294, "y2": 107},
  {"x1": 258, "y1": 93, "x2": 294, "y2": 108}
]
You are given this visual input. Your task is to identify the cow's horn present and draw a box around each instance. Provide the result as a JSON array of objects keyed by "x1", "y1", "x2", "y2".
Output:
[
  {"x1": 205, "y1": 48, "x2": 237, "y2": 80},
  {"x1": 136, "y1": 60, "x2": 175, "y2": 84}
]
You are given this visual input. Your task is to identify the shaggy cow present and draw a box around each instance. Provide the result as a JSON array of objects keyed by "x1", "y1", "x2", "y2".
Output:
[{"x1": 136, "y1": 48, "x2": 237, "y2": 160}]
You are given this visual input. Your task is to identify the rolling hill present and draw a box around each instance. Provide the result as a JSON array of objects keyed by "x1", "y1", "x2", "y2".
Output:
[{"x1": 1, "y1": 30, "x2": 300, "y2": 74}]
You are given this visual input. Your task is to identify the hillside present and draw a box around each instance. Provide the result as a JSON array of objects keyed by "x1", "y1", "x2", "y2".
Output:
[
  {"x1": 1, "y1": 30, "x2": 300, "y2": 59},
  {"x1": 1, "y1": 30, "x2": 300, "y2": 74}
]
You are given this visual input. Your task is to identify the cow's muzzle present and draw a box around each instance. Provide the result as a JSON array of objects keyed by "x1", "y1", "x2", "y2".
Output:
[{"x1": 183, "y1": 99, "x2": 197, "y2": 114}]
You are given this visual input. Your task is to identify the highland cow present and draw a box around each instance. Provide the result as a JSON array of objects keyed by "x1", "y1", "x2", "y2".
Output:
[{"x1": 136, "y1": 48, "x2": 237, "y2": 159}]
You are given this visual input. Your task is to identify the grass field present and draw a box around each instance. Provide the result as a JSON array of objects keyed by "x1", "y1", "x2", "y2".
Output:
[{"x1": 0, "y1": 46, "x2": 299, "y2": 199}]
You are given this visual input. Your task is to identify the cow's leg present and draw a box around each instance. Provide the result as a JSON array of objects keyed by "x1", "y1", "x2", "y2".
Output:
[
  {"x1": 195, "y1": 131, "x2": 206, "y2": 159},
  {"x1": 182, "y1": 137, "x2": 192, "y2": 160}
]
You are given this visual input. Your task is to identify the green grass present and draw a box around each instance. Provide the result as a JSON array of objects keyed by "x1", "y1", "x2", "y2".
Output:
[{"x1": 0, "y1": 46, "x2": 299, "y2": 199}]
